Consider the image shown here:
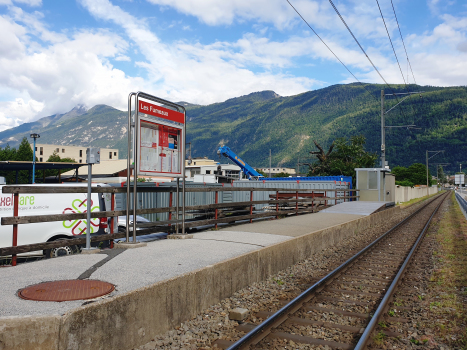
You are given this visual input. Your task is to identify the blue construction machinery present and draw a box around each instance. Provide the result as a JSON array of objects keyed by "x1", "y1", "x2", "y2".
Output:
[
  {"x1": 217, "y1": 146, "x2": 264, "y2": 180},
  {"x1": 217, "y1": 145, "x2": 353, "y2": 189}
]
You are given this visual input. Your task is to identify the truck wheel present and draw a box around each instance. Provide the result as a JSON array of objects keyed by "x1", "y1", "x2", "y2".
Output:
[{"x1": 44, "y1": 239, "x2": 80, "y2": 258}]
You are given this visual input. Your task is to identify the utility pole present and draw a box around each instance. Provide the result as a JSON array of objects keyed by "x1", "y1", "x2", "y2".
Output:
[
  {"x1": 426, "y1": 151, "x2": 428, "y2": 198},
  {"x1": 30, "y1": 133, "x2": 40, "y2": 184},
  {"x1": 269, "y1": 149, "x2": 271, "y2": 178},
  {"x1": 426, "y1": 150, "x2": 444, "y2": 197},
  {"x1": 187, "y1": 142, "x2": 192, "y2": 165},
  {"x1": 381, "y1": 90, "x2": 385, "y2": 168},
  {"x1": 380, "y1": 89, "x2": 423, "y2": 168}
]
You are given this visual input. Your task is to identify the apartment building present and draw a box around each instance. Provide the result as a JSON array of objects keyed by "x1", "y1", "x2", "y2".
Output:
[
  {"x1": 258, "y1": 167, "x2": 296, "y2": 175},
  {"x1": 31, "y1": 144, "x2": 119, "y2": 163}
]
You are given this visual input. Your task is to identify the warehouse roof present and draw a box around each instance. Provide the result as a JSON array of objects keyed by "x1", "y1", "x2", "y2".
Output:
[
  {"x1": 61, "y1": 159, "x2": 128, "y2": 176},
  {"x1": 0, "y1": 161, "x2": 84, "y2": 171}
]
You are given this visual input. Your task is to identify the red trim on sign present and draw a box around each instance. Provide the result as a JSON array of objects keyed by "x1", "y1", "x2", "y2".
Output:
[{"x1": 139, "y1": 101, "x2": 184, "y2": 124}]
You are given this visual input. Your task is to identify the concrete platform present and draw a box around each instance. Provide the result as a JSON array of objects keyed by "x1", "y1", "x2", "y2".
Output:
[
  {"x1": 0, "y1": 230, "x2": 292, "y2": 318},
  {"x1": 0, "y1": 205, "x2": 401, "y2": 350},
  {"x1": 321, "y1": 201, "x2": 395, "y2": 216},
  {"x1": 219, "y1": 212, "x2": 364, "y2": 237}
]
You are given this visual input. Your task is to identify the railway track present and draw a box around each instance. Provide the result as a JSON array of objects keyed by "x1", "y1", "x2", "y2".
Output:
[{"x1": 212, "y1": 192, "x2": 449, "y2": 350}]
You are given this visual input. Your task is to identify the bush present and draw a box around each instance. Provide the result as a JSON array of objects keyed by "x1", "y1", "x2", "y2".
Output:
[{"x1": 396, "y1": 180, "x2": 414, "y2": 187}]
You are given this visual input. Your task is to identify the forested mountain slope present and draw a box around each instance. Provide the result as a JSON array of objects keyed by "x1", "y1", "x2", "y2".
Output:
[{"x1": 186, "y1": 84, "x2": 465, "y2": 172}]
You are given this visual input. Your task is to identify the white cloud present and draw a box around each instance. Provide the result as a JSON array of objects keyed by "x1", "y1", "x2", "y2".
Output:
[
  {"x1": 0, "y1": 16, "x2": 26, "y2": 58},
  {"x1": 9, "y1": 6, "x2": 66, "y2": 43},
  {"x1": 0, "y1": 7, "x2": 147, "y2": 130},
  {"x1": 115, "y1": 54, "x2": 131, "y2": 61},
  {"x1": 13, "y1": 0, "x2": 41, "y2": 6},
  {"x1": 80, "y1": 0, "x2": 322, "y2": 105},
  {"x1": 0, "y1": 98, "x2": 44, "y2": 131},
  {"x1": 147, "y1": 0, "x2": 296, "y2": 28},
  {"x1": 1, "y1": 0, "x2": 466, "y2": 133},
  {"x1": 428, "y1": 0, "x2": 441, "y2": 15}
]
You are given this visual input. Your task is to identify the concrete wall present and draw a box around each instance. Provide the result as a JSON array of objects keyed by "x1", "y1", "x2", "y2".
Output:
[
  {"x1": 0, "y1": 205, "x2": 402, "y2": 350},
  {"x1": 395, "y1": 185, "x2": 438, "y2": 203}
]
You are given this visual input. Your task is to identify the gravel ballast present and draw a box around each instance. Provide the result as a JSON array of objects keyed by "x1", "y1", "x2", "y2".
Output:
[{"x1": 137, "y1": 202, "x2": 427, "y2": 350}]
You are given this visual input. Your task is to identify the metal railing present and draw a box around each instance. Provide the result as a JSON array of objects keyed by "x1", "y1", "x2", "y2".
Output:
[
  {"x1": 455, "y1": 191, "x2": 467, "y2": 219},
  {"x1": 1, "y1": 185, "x2": 359, "y2": 265}
]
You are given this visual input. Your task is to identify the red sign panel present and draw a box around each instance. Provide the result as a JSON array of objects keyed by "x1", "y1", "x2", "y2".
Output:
[{"x1": 139, "y1": 101, "x2": 184, "y2": 124}]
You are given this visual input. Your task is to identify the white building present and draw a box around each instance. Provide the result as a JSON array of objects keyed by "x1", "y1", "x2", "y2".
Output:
[
  {"x1": 258, "y1": 167, "x2": 296, "y2": 176},
  {"x1": 31, "y1": 144, "x2": 119, "y2": 163},
  {"x1": 185, "y1": 158, "x2": 243, "y2": 182}
]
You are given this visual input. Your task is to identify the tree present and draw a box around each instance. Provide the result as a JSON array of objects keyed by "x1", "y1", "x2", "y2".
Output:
[
  {"x1": 0, "y1": 144, "x2": 17, "y2": 184},
  {"x1": 437, "y1": 165, "x2": 445, "y2": 185},
  {"x1": 0, "y1": 137, "x2": 34, "y2": 184},
  {"x1": 273, "y1": 172, "x2": 290, "y2": 178},
  {"x1": 307, "y1": 135, "x2": 377, "y2": 186},
  {"x1": 308, "y1": 140, "x2": 334, "y2": 175},
  {"x1": 392, "y1": 163, "x2": 433, "y2": 186},
  {"x1": 255, "y1": 169, "x2": 267, "y2": 177},
  {"x1": 16, "y1": 137, "x2": 33, "y2": 161},
  {"x1": 40, "y1": 151, "x2": 76, "y2": 179}
]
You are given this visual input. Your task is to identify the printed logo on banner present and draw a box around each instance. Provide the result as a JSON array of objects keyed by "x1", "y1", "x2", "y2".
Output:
[{"x1": 62, "y1": 199, "x2": 100, "y2": 235}]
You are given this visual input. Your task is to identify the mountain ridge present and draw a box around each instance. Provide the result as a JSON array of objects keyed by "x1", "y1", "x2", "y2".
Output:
[{"x1": 0, "y1": 83, "x2": 465, "y2": 173}]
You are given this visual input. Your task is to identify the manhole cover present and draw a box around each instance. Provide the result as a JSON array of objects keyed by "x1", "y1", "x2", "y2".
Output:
[{"x1": 19, "y1": 280, "x2": 115, "y2": 302}]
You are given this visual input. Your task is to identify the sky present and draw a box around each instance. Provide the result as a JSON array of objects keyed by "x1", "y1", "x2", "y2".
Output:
[{"x1": 0, "y1": 0, "x2": 466, "y2": 132}]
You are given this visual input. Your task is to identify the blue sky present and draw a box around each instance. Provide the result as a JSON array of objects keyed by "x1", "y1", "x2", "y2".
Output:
[{"x1": 0, "y1": 0, "x2": 466, "y2": 131}]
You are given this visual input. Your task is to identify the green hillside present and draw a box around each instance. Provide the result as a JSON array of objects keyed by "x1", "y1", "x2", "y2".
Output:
[
  {"x1": 0, "y1": 83, "x2": 465, "y2": 174},
  {"x1": 186, "y1": 84, "x2": 466, "y2": 174}
]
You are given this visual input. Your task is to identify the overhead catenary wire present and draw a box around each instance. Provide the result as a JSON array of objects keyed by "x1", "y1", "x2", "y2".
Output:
[
  {"x1": 327, "y1": 0, "x2": 408, "y2": 119},
  {"x1": 286, "y1": 0, "x2": 379, "y2": 103},
  {"x1": 375, "y1": 0, "x2": 416, "y2": 116},
  {"x1": 389, "y1": 0, "x2": 422, "y2": 120},
  {"x1": 390, "y1": 0, "x2": 417, "y2": 86}
]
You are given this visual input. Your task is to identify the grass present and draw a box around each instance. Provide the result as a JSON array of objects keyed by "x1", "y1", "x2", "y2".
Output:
[
  {"x1": 374, "y1": 331, "x2": 387, "y2": 346},
  {"x1": 398, "y1": 191, "x2": 444, "y2": 208},
  {"x1": 424, "y1": 192, "x2": 467, "y2": 348},
  {"x1": 272, "y1": 278, "x2": 284, "y2": 286}
]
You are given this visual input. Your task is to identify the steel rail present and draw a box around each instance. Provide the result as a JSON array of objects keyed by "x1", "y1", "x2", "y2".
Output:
[
  {"x1": 354, "y1": 190, "x2": 448, "y2": 349},
  {"x1": 226, "y1": 192, "x2": 445, "y2": 350}
]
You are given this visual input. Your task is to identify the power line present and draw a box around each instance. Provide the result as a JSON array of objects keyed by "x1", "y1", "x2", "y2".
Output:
[
  {"x1": 390, "y1": 0, "x2": 417, "y2": 86},
  {"x1": 286, "y1": 0, "x2": 379, "y2": 103},
  {"x1": 327, "y1": 0, "x2": 408, "y2": 118},
  {"x1": 375, "y1": 0, "x2": 416, "y2": 116},
  {"x1": 389, "y1": 0, "x2": 421, "y2": 121}
]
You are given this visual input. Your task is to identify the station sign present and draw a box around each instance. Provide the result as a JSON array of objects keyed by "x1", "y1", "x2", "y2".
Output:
[
  {"x1": 139, "y1": 101, "x2": 184, "y2": 124},
  {"x1": 135, "y1": 97, "x2": 186, "y2": 177}
]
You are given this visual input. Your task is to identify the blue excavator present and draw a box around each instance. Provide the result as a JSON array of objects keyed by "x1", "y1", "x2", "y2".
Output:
[{"x1": 217, "y1": 146, "x2": 264, "y2": 180}]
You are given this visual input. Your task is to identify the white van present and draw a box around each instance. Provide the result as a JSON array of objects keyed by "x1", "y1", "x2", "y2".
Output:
[{"x1": 0, "y1": 184, "x2": 117, "y2": 258}]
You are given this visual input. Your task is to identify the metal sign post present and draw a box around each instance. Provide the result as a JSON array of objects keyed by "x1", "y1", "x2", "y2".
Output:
[
  {"x1": 126, "y1": 92, "x2": 186, "y2": 242},
  {"x1": 83, "y1": 147, "x2": 100, "y2": 252}
]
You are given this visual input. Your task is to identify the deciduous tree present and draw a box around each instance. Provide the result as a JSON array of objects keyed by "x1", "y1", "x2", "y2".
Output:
[{"x1": 307, "y1": 135, "x2": 377, "y2": 185}]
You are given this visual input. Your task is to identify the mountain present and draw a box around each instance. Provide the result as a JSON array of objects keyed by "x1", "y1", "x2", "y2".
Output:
[
  {"x1": 186, "y1": 83, "x2": 467, "y2": 174},
  {"x1": 0, "y1": 84, "x2": 466, "y2": 173},
  {"x1": 0, "y1": 104, "x2": 127, "y2": 155}
]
